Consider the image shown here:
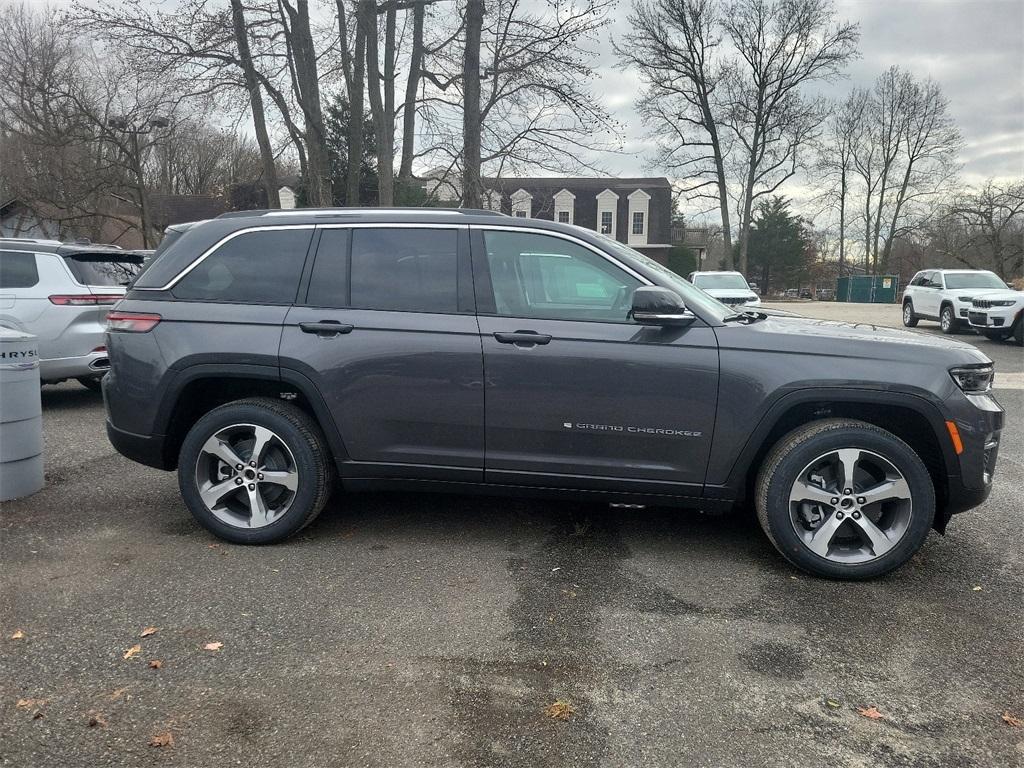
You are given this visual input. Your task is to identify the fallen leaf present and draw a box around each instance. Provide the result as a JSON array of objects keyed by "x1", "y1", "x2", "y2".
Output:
[
  {"x1": 148, "y1": 659, "x2": 163, "y2": 669},
  {"x1": 10, "y1": 629, "x2": 25, "y2": 640},
  {"x1": 87, "y1": 711, "x2": 108, "y2": 728},
  {"x1": 544, "y1": 699, "x2": 576, "y2": 721},
  {"x1": 203, "y1": 641, "x2": 223, "y2": 652},
  {"x1": 140, "y1": 627, "x2": 158, "y2": 638},
  {"x1": 857, "y1": 706, "x2": 884, "y2": 720},
  {"x1": 123, "y1": 644, "x2": 142, "y2": 660},
  {"x1": 1002, "y1": 711, "x2": 1023, "y2": 728},
  {"x1": 207, "y1": 543, "x2": 220, "y2": 549},
  {"x1": 149, "y1": 731, "x2": 174, "y2": 748},
  {"x1": 16, "y1": 698, "x2": 46, "y2": 709}
]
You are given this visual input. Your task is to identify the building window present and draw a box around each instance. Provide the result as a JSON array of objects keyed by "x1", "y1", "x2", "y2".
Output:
[
  {"x1": 632, "y1": 211, "x2": 645, "y2": 235},
  {"x1": 515, "y1": 211, "x2": 527, "y2": 218},
  {"x1": 600, "y1": 211, "x2": 613, "y2": 234},
  {"x1": 558, "y1": 211, "x2": 570, "y2": 224}
]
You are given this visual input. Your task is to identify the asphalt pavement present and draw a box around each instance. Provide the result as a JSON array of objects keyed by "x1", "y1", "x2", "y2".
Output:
[{"x1": 2, "y1": 305, "x2": 1022, "y2": 767}]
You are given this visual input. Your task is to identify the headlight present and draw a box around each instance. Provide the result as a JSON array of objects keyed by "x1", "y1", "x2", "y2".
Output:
[
  {"x1": 994, "y1": 300, "x2": 1016, "y2": 307},
  {"x1": 950, "y1": 365, "x2": 994, "y2": 394},
  {"x1": 958, "y1": 296, "x2": 972, "y2": 302}
]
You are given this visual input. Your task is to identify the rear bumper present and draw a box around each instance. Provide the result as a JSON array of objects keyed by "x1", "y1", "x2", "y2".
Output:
[
  {"x1": 105, "y1": 420, "x2": 171, "y2": 470},
  {"x1": 40, "y1": 351, "x2": 110, "y2": 382}
]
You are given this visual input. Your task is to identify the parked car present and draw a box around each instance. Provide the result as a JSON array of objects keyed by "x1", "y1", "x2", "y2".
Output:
[
  {"x1": 0, "y1": 238, "x2": 145, "y2": 389},
  {"x1": 687, "y1": 270, "x2": 761, "y2": 307},
  {"x1": 967, "y1": 291, "x2": 1024, "y2": 345},
  {"x1": 104, "y1": 208, "x2": 1003, "y2": 580},
  {"x1": 902, "y1": 269, "x2": 1010, "y2": 334}
]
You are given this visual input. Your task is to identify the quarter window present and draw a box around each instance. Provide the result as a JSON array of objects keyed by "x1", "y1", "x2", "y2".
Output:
[
  {"x1": 350, "y1": 228, "x2": 459, "y2": 313},
  {"x1": 306, "y1": 229, "x2": 350, "y2": 307},
  {"x1": 0, "y1": 251, "x2": 40, "y2": 288},
  {"x1": 172, "y1": 229, "x2": 312, "y2": 304},
  {"x1": 482, "y1": 231, "x2": 641, "y2": 323}
]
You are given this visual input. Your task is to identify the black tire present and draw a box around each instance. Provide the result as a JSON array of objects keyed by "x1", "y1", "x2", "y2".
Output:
[
  {"x1": 178, "y1": 397, "x2": 333, "y2": 544},
  {"x1": 939, "y1": 304, "x2": 960, "y2": 334},
  {"x1": 901, "y1": 301, "x2": 919, "y2": 327},
  {"x1": 1014, "y1": 314, "x2": 1023, "y2": 346},
  {"x1": 77, "y1": 375, "x2": 104, "y2": 392},
  {"x1": 755, "y1": 418, "x2": 935, "y2": 580}
]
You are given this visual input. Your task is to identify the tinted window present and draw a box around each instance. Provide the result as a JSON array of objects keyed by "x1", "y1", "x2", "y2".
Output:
[
  {"x1": 173, "y1": 229, "x2": 312, "y2": 304},
  {"x1": 944, "y1": 272, "x2": 1007, "y2": 290},
  {"x1": 350, "y1": 228, "x2": 458, "y2": 313},
  {"x1": 0, "y1": 251, "x2": 39, "y2": 288},
  {"x1": 482, "y1": 231, "x2": 641, "y2": 322},
  {"x1": 306, "y1": 229, "x2": 350, "y2": 307},
  {"x1": 64, "y1": 254, "x2": 143, "y2": 286}
]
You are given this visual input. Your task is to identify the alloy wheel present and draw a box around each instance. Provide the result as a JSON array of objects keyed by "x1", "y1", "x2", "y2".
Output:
[
  {"x1": 194, "y1": 423, "x2": 299, "y2": 529},
  {"x1": 788, "y1": 448, "x2": 913, "y2": 564},
  {"x1": 903, "y1": 305, "x2": 912, "y2": 324},
  {"x1": 941, "y1": 309, "x2": 952, "y2": 331}
]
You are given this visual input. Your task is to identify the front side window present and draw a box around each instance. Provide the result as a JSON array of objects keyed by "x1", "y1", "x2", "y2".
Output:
[
  {"x1": 0, "y1": 251, "x2": 40, "y2": 288},
  {"x1": 350, "y1": 228, "x2": 458, "y2": 313},
  {"x1": 172, "y1": 229, "x2": 312, "y2": 303},
  {"x1": 482, "y1": 230, "x2": 641, "y2": 322},
  {"x1": 632, "y1": 211, "x2": 645, "y2": 235}
]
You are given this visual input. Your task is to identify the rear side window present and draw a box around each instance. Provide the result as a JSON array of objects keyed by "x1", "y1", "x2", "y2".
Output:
[
  {"x1": 348, "y1": 228, "x2": 458, "y2": 313},
  {"x1": 64, "y1": 254, "x2": 144, "y2": 287},
  {"x1": 0, "y1": 251, "x2": 40, "y2": 288},
  {"x1": 172, "y1": 229, "x2": 313, "y2": 304}
]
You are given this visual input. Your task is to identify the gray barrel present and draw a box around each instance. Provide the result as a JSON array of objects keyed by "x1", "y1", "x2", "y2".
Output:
[{"x1": 0, "y1": 327, "x2": 44, "y2": 501}]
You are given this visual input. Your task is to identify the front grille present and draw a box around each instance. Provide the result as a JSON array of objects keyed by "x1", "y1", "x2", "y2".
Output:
[
  {"x1": 973, "y1": 298, "x2": 993, "y2": 308},
  {"x1": 720, "y1": 297, "x2": 747, "y2": 305}
]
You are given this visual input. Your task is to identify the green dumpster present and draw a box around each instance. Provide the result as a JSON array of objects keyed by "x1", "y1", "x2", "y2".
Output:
[{"x1": 836, "y1": 275, "x2": 899, "y2": 303}]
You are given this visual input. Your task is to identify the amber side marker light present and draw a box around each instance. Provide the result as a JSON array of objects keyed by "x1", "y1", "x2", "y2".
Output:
[{"x1": 945, "y1": 420, "x2": 964, "y2": 455}]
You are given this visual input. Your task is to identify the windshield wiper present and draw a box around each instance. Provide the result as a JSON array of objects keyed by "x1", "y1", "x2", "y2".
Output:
[{"x1": 723, "y1": 310, "x2": 767, "y2": 324}]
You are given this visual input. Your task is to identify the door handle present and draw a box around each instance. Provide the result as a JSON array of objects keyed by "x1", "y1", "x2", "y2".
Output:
[
  {"x1": 494, "y1": 331, "x2": 552, "y2": 346},
  {"x1": 299, "y1": 321, "x2": 354, "y2": 337}
]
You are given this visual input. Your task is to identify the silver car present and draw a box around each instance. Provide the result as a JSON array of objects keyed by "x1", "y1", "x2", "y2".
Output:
[{"x1": 0, "y1": 238, "x2": 144, "y2": 389}]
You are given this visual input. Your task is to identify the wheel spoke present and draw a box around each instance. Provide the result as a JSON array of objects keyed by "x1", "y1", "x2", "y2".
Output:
[
  {"x1": 850, "y1": 514, "x2": 895, "y2": 556},
  {"x1": 806, "y1": 511, "x2": 845, "y2": 557},
  {"x1": 836, "y1": 448, "x2": 861, "y2": 493},
  {"x1": 860, "y1": 476, "x2": 912, "y2": 505},
  {"x1": 259, "y1": 469, "x2": 298, "y2": 492},
  {"x1": 250, "y1": 426, "x2": 275, "y2": 467},
  {"x1": 202, "y1": 436, "x2": 245, "y2": 469},
  {"x1": 246, "y1": 485, "x2": 273, "y2": 527},
  {"x1": 199, "y1": 478, "x2": 240, "y2": 509},
  {"x1": 790, "y1": 479, "x2": 835, "y2": 506}
]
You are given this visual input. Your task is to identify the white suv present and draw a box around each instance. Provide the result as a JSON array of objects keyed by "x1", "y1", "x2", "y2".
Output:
[
  {"x1": 902, "y1": 269, "x2": 1010, "y2": 334},
  {"x1": 688, "y1": 271, "x2": 761, "y2": 307},
  {"x1": 968, "y1": 290, "x2": 1024, "y2": 345},
  {"x1": 0, "y1": 238, "x2": 144, "y2": 389}
]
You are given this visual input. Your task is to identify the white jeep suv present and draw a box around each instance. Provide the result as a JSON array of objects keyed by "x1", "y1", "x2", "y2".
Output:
[
  {"x1": 902, "y1": 269, "x2": 1009, "y2": 334},
  {"x1": 688, "y1": 270, "x2": 761, "y2": 307},
  {"x1": 968, "y1": 290, "x2": 1024, "y2": 345}
]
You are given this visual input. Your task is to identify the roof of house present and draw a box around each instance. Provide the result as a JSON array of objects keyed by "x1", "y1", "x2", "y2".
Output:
[
  {"x1": 485, "y1": 177, "x2": 673, "y2": 195},
  {"x1": 150, "y1": 194, "x2": 228, "y2": 227}
]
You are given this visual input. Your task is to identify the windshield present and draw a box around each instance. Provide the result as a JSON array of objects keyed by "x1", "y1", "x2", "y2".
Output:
[
  {"x1": 592, "y1": 234, "x2": 736, "y2": 321},
  {"x1": 692, "y1": 273, "x2": 750, "y2": 290},
  {"x1": 64, "y1": 254, "x2": 144, "y2": 287},
  {"x1": 943, "y1": 272, "x2": 1008, "y2": 290}
]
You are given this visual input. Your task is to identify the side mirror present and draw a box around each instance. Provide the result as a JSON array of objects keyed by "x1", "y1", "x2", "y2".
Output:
[{"x1": 630, "y1": 286, "x2": 695, "y2": 326}]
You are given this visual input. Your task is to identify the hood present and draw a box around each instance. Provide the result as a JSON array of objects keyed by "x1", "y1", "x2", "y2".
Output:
[
  {"x1": 971, "y1": 290, "x2": 1024, "y2": 304},
  {"x1": 948, "y1": 288, "x2": 1011, "y2": 299}
]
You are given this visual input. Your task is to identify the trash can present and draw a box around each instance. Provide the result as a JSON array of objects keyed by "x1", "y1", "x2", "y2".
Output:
[{"x1": 0, "y1": 327, "x2": 44, "y2": 501}]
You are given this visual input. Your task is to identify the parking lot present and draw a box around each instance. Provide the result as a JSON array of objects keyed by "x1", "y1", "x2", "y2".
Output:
[{"x1": 2, "y1": 304, "x2": 1022, "y2": 767}]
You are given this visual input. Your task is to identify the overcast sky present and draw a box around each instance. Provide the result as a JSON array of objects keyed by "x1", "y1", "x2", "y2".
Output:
[{"x1": 592, "y1": 0, "x2": 1024, "y2": 201}]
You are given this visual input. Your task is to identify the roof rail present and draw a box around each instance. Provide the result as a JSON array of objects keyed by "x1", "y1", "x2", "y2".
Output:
[
  {"x1": 0, "y1": 236, "x2": 64, "y2": 246},
  {"x1": 216, "y1": 207, "x2": 508, "y2": 219}
]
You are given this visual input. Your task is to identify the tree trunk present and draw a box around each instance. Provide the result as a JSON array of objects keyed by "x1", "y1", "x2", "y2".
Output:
[
  {"x1": 462, "y1": 0, "x2": 484, "y2": 208},
  {"x1": 398, "y1": 0, "x2": 425, "y2": 185},
  {"x1": 837, "y1": 169, "x2": 846, "y2": 275},
  {"x1": 346, "y1": 20, "x2": 366, "y2": 205},
  {"x1": 231, "y1": 0, "x2": 279, "y2": 209},
  {"x1": 362, "y1": 0, "x2": 393, "y2": 205}
]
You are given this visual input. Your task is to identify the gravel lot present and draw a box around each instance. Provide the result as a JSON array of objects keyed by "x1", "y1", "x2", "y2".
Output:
[{"x1": 3, "y1": 303, "x2": 1022, "y2": 767}]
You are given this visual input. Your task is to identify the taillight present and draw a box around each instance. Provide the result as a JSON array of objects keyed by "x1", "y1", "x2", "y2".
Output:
[
  {"x1": 106, "y1": 311, "x2": 161, "y2": 333},
  {"x1": 49, "y1": 294, "x2": 122, "y2": 305}
]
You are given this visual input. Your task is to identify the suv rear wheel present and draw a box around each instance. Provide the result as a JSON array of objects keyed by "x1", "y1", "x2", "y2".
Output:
[
  {"x1": 901, "y1": 301, "x2": 918, "y2": 327},
  {"x1": 178, "y1": 398, "x2": 333, "y2": 544},
  {"x1": 755, "y1": 419, "x2": 935, "y2": 579}
]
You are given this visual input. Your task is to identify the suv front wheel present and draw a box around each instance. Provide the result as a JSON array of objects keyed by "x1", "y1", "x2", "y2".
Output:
[
  {"x1": 755, "y1": 419, "x2": 935, "y2": 579},
  {"x1": 940, "y1": 304, "x2": 960, "y2": 334},
  {"x1": 178, "y1": 398, "x2": 333, "y2": 544},
  {"x1": 901, "y1": 301, "x2": 918, "y2": 327}
]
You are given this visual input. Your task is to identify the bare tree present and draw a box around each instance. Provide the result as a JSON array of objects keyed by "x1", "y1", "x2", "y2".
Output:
[
  {"x1": 618, "y1": 0, "x2": 733, "y2": 257},
  {"x1": 398, "y1": 0, "x2": 427, "y2": 186},
  {"x1": 934, "y1": 180, "x2": 1024, "y2": 277},
  {"x1": 721, "y1": 0, "x2": 859, "y2": 276},
  {"x1": 461, "y1": 0, "x2": 484, "y2": 207}
]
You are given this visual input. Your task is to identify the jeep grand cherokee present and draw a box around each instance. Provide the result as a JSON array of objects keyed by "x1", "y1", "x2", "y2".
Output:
[{"x1": 103, "y1": 209, "x2": 1004, "y2": 579}]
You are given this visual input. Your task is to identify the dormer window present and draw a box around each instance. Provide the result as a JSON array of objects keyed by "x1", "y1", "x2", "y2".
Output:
[
  {"x1": 595, "y1": 189, "x2": 619, "y2": 239},
  {"x1": 627, "y1": 189, "x2": 650, "y2": 246},
  {"x1": 511, "y1": 189, "x2": 532, "y2": 218},
  {"x1": 553, "y1": 188, "x2": 576, "y2": 226}
]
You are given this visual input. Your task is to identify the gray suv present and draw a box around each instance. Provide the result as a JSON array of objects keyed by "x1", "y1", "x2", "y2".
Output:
[{"x1": 103, "y1": 209, "x2": 1004, "y2": 579}]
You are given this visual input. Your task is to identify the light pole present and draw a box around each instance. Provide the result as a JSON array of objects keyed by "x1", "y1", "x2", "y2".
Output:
[{"x1": 106, "y1": 115, "x2": 171, "y2": 248}]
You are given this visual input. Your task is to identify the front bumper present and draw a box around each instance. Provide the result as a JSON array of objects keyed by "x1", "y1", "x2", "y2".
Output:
[
  {"x1": 967, "y1": 308, "x2": 1017, "y2": 330},
  {"x1": 941, "y1": 391, "x2": 1003, "y2": 523}
]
